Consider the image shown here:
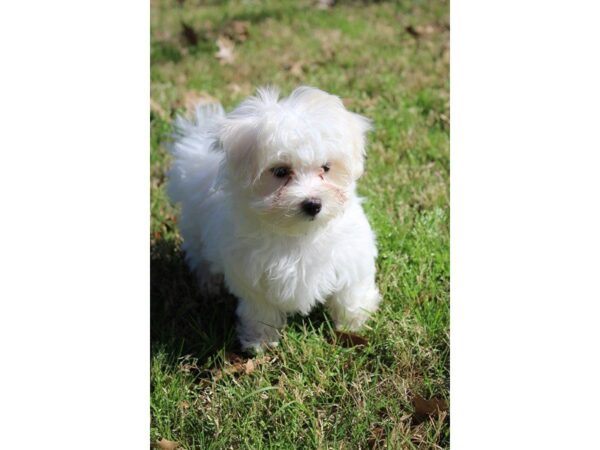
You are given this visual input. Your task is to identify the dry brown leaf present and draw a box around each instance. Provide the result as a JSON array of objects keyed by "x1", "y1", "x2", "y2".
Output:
[
  {"x1": 211, "y1": 368, "x2": 224, "y2": 381},
  {"x1": 417, "y1": 24, "x2": 436, "y2": 35},
  {"x1": 181, "y1": 21, "x2": 198, "y2": 47},
  {"x1": 405, "y1": 25, "x2": 421, "y2": 38},
  {"x1": 288, "y1": 60, "x2": 304, "y2": 78},
  {"x1": 406, "y1": 24, "x2": 439, "y2": 39},
  {"x1": 228, "y1": 83, "x2": 243, "y2": 95},
  {"x1": 225, "y1": 352, "x2": 244, "y2": 364},
  {"x1": 316, "y1": 0, "x2": 335, "y2": 10},
  {"x1": 244, "y1": 358, "x2": 256, "y2": 374},
  {"x1": 225, "y1": 20, "x2": 250, "y2": 42},
  {"x1": 227, "y1": 82, "x2": 252, "y2": 97},
  {"x1": 154, "y1": 438, "x2": 179, "y2": 450},
  {"x1": 215, "y1": 36, "x2": 235, "y2": 64},
  {"x1": 367, "y1": 425, "x2": 386, "y2": 449},
  {"x1": 332, "y1": 330, "x2": 369, "y2": 348},
  {"x1": 223, "y1": 353, "x2": 244, "y2": 374},
  {"x1": 210, "y1": 352, "x2": 270, "y2": 379},
  {"x1": 225, "y1": 353, "x2": 251, "y2": 375},
  {"x1": 412, "y1": 394, "x2": 448, "y2": 425}
]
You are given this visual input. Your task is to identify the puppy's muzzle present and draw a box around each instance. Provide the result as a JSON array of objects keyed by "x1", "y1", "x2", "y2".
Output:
[{"x1": 301, "y1": 198, "x2": 322, "y2": 217}]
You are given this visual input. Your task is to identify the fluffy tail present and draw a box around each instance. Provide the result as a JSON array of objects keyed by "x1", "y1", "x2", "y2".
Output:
[{"x1": 167, "y1": 103, "x2": 225, "y2": 206}]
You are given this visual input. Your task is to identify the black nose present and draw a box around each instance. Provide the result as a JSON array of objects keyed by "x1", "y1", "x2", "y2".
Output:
[{"x1": 301, "y1": 198, "x2": 322, "y2": 217}]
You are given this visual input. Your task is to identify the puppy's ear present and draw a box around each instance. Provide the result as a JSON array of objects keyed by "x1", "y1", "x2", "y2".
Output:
[
  {"x1": 218, "y1": 87, "x2": 280, "y2": 187},
  {"x1": 346, "y1": 111, "x2": 373, "y2": 180},
  {"x1": 218, "y1": 114, "x2": 259, "y2": 187}
]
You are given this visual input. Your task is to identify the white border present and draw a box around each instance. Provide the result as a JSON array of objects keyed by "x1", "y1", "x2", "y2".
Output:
[
  {"x1": 452, "y1": 1, "x2": 600, "y2": 448},
  {"x1": 1, "y1": 0, "x2": 599, "y2": 447},
  {"x1": 0, "y1": 1, "x2": 149, "y2": 447}
]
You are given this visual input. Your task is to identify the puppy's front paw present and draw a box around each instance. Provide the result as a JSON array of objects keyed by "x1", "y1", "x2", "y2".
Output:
[
  {"x1": 239, "y1": 328, "x2": 280, "y2": 353},
  {"x1": 332, "y1": 308, "x2": 371, "y2": 332},
  {"x1": 240, "y1": 339, "x2": 279, "y2": 354},
  {"x1": 328, "y1": 283, "x2": 381, "y2": 331},
  {"x1": 236, "y1": 299, "x2": 286, "y2": 352},
  {"x1": 237, "y1": 317, "x2": 282, "y2": 353}
]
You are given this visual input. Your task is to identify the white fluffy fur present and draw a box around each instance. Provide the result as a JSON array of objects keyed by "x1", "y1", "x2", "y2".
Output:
[{"x1": 168, "y1": 86, "x2": 380, "y2": 351}]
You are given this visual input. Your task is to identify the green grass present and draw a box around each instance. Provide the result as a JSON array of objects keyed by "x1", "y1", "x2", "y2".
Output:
[{"x1": 151, "y1": 0, "x2": 449, "y2": 448}]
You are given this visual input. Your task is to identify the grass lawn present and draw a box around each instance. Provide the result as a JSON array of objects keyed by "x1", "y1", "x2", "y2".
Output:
[{"x1": 151, "y1": 0, "x2": 449, "y2": 448}]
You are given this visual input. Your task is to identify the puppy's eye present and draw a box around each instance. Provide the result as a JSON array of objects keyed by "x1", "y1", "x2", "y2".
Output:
[
  {"x1": 322, "y1": 163, "x2": 331, "y2": 172},
  {"x1": 271, "y1": 166, "x2": 291, "y2": 178}
]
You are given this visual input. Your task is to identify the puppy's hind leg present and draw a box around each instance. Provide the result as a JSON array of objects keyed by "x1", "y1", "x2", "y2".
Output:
[
  {"x1": 236, "y1": 298, "x2": 287, "y2": 352},
  {"x1": 327, "y1": 279, "x2": 381, "y2": 331}
]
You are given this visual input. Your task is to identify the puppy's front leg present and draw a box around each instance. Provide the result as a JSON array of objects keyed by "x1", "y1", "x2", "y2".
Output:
[
  {"x1": 327, "y1": 279, "x2": 380, "y2": 331},
  {"x1": 236, "y1": 298, "x2": 287, "y2": 352}
]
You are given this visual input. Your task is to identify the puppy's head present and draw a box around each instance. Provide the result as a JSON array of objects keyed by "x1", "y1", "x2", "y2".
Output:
[{"x1": 218, "y1": 86, "x2": 372, "y2": 234}]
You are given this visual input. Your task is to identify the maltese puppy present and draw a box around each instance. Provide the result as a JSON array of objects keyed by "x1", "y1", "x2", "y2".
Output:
[{"x1": 168, "y1": 86, "x2": 380, "y2": 351}]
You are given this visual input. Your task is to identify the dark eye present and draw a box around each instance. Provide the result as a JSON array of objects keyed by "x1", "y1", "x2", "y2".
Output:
[
  {"x1": 271, "y1": 166, "x2": 291, "y2": 178},
  {"x1": 322, "y1": 163, "x2": 330, "y2": 172}
]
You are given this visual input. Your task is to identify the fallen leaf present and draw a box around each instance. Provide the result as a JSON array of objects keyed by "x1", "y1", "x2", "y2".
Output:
[
  {"x1": 420, "y1": 24, "x2": 437, "y2": 34},
  {"x1": 210, "y1": 368, "x2": 224, "y2": 381},
  {"x1": 367, "y1": 425, "x2": 386, "y2": 449},
  {"x1": 316, "y1": 0, "x2": 335, "y2": 10},
  {"x1": 411, "y1": 394, "x2": 448, "y2": 425},
  {"x1": 225, "y1": 20, "x2": 250, "y2": 42},
  {"x1": 244, "y1": 359, "x2": 256, "y2": 374},
  {"x1": 225, "y1": 352, "x2": 244, "y2": 364},
  {"x1": 227, "y1": 82, "x2": 252, "y2": 97},
  {"x1": 228, "y1": 83, "x2": 242, "y2": 95},
  {"x1": 210, "y1": 352, "x2": 266, "y2": 379},
  {"x1": 154, "y1": 438, "x2": 179, "y2": 450},
  {"x1": 406, "y1": 24, "x2": 438, "y2": 39},
  {"x1": 177, "y1": 355, "x2": 200, "y2": 375},
  {"x1": 215, "y1": 36, "x2": 235, "y2": 64},
  {"x1": 405, "y1": 25, "x2": 421, "y2": 38},
  {"x1": 217, "y1": 352, "x2": 243, "y2": 375},
  {"x1": 288, "y1": 60, "x2": 304, "y2": 78},
  {"x1": 181, "y1": 21, "x2": 198, "y2": 47},
  {"x1": 332, "y1": 330, "x2": 369, "y2": 348}
]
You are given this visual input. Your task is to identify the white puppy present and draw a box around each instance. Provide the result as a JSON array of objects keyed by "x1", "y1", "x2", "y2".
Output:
[{"x1": 168, "y1": 86, "x2": 380, "y2": 351}]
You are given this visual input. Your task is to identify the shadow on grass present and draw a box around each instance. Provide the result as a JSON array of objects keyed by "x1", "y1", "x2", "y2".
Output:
[
  {"x1": 151, "y1": 237, "x2": 240, "y2": 365},
  {"x1": 151, "y1": 236, "x2": 337, "y2": 366}
]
